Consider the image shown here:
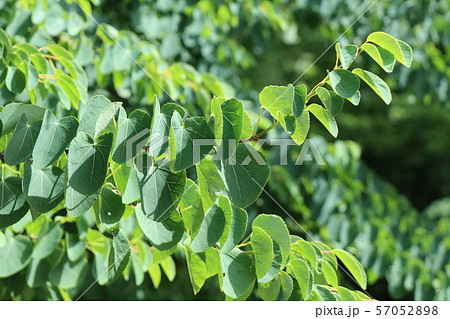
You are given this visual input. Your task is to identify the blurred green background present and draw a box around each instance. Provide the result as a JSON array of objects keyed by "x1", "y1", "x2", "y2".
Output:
[{"x1": 0, "y1": 0, "x2": 448, "y2": 300}]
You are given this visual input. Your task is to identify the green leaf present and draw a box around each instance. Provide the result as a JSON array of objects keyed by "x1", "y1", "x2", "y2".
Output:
[
  {"x1": 99, "y1": 187, "x2": 125, "y2": 226},
  {"x1": 336, "y1": 286, "x2": 358, "y2": 301},
  {"x1": 220, "y1": 247, "x2": 255, "y2": 299},
  {"x1": 112, "y1": 108, "x2": 151, "y2": 164},
  {"x1": 65, "y1": 187, "x2": 100, "y2": 218},
  {"x1": 252, "y1": 214, "x2": 291, "y2": 268},
  {"x1": 170, "y1": 112, "x2": 215, "y2": 171},
  {"x1": 329, "y1": 92, "x2": 344, "y2": 117},
  {"x1": 131, "y1": 252, "x2": 145, "y2": 286},
  {"x1": 108, "y1": 228, "x2": 130, "y2": 284},
  {"x1": 46, "y1": 44, "x2": 73, "y2": 60},
  {"x1": 0, "y1": 177, "x2": 29, "y2": 228},
  {"x1": 259, "y1": 85, "x2": 294, "y2": 118},
  {"x1": 291, "y1": 239, "x2": 318, "y2": 271},
  {"x1": 314, "y1": 285, "x2": 339, "y2": 301},
  {"x1": 191, "y1": 200, "x2": 226, "y2": 253},
  {"x1": 135, "y1": 204, "x2": 184, "y2": 251},
  {"x1": 352, "y1": 68, "x2": 392, "y2": 104},
  {"x1": 210, "y1": 96, "x2": 227, "y2": 140},
  {"x1": 240, "y1": 111, "x2": 253, "y2": 139},
  {"x1": 220, "y1": 205, "x2": 247, "y2": 253},
  {"x1": 217, "y1": 196, "x2": 233, "y2": 246},
  {"x1": 148, "y1": 263, "x2": 162, "y2": 289},
  {"x1": 288, "y1": 258, "x2": 313, "y2": 300},
  {"x1": 212, "y1": 98, "x2": 244, "y2": 159},
  {"x1": 26, "y1": 62, "x2": 39, "y2": 90},
  {"x1": 322, "y1": 259, "x2": 339, "y2": 287},
  {"x1": 204, "y1": 247, "x2": 221, "y2": 278},
  {"x1": 0, "y1": 232, "x2": 5, "y2": 248},
  {"x1": 258, "y1": 275, "x2": 281, "y2": 301},
  {"x1": 279, "y1": 271, "x2": 294, "y2": 300},
  {"x1": 26, "y1": 259, "x2": 50, "y2": 288},
  {"x1": 0, "y1": 232, "x2": 33, "y2": 278},
  {"x1": 0, "y1": 102, "x2": 46, "y2": 134},
  {"x1": 51, "y1": 83, "x2": 71, "y2": 110},
  {"x1": 308, "y1": 103, "x2": 338, "y2": 138},
  {"x1": 179, "y1": 179, "x2": 204, "y2": 236},
  {"x1": 333, "y1": 249, "x2": 367, "y2": 289},
  {"x1": 336, "y1": 43, "x2": 358, "y2": 69},
  {"x1": 78, "y1": 95, "x2": 121, "y2": 139},
  {"x1": 22, "y1": 161, "x2": 65, "y2": 213},
  {"x1": 160, "y1": 256, "x2": 176, "y2": 282},
  {"x1": 86, "y1": 229, "x2": 109, "y2": 257},
  {"x1": 66, "y1": 133, "x2": 112, "y2": 217},
  {"x1": 66, "y1": 232, "x2": 86, "y2": 262},
  {"x1": 0, "y1": 27, "x2": 13, "y2": 58},
  {"x1": 4, "y1": 114, "x2": 42, "y2": 166},
  {"x1": 6, "y1": 67, "x2": 25, "y2": 94},
  {"x1": 316, "y1": 87, "x2": 343, "y2": 117},
  {"x1": 251, "y1": 226, "x2": 274, "y2": 281},
  {"x1": 67, "y1": 132, "x2": 113, "y2": 196},
  {"x1": 328, "y1": 69, "x2": 360, "y2": 99},
  {"x1": 55, "y1": 73, "x2": 81, "y2": 108},
  {"x1": 348, "y1": 90, "x2": 361, "y2": 106},
  {"x1": 196, "y1": 156, "x2": 226, "y2": 210},
  {"x1": 32, "y1": 110, "x2": 79, "y2": 168},
  {"x1": 148, "y1": 99, "x2": 185, "y2": 157},
  {"x1": 361, "y1": 43, "x2": 396, "y2": 72},
  {"x1": 184, "y1": 244, "x2": 206, "y2": 294},
  {"x1": 218, "y1": 143, "x2": 270, "y2": 208},
  {"x1": 293, "y1": 85, "x2": 307, "y2": 118},
  {"x1": 284, "y1": 109, "x2": 310, "y2": 145},
  {"x1": 366, "y1": 31, "x2": 413, "y2": 67},
  {"x1": 32, "y1": 221, "x2": 63, "y2": 260},
  {"x1": 49, "y1": 254, "x2": 88, "y2": 289},
  {"x1": 122, "y1": 164, "x2": 140, "y2": 204},
  {"x1": 138, "y1": 159, "x2": 186, "y2": 221}
]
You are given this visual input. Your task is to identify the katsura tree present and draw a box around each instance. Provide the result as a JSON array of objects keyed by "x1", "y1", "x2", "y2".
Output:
[{"x1": 0, "y1": 26, "x2": 413, "y2": 300}]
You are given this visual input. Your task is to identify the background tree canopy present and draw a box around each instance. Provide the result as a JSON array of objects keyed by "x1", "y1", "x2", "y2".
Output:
[{"x1": 0, "y1": 0, "x2": 448, "y2": 301}]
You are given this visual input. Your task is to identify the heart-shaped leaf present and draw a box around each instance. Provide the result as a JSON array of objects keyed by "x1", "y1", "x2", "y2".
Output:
[
  {"x1": 259, "y1": 85, "x2": 294, "y2": 120},
  {"x1": 112, "y1": 107, "x2": 151, "y2": 164},
  {"x1": 4, "y1": 114, "x2": 42, "y2": 166},
  {"x1": 148, "y1": 99, "x2": 185, "y2": 157},
  {"x1": 220, "y1": 247, "x2": 255, "y2": 299},
  {"x1": 22, "y1": 161, "x2": 65, "y2": 213},
  {"x1": 99, "y1": 187, "x2": 125, "y2": 226},
  {"x1": 78, "y1": 95, "x2": 121, "y2": 138},
  {"x1": 0, "y1": 102, "x2": 46, "y2": 134},
  {"x1": 32, "y1": 110, "x2": 79, "y2": 168},
  {"x1": 138, "y1": 159, "x2": 186, "y2": 221},
  {"x1": 211, "y1": 97, "x2": 244, "y2": 159},
  {"x1": 170, "y1": 112, "x2": 214, "y2": 171},
  {"x1": 135, "y1": 203, "x2": 184, "y2": 251},
  {"x1": 217, "y1": 143, "x2": 270, "y2": 208}
]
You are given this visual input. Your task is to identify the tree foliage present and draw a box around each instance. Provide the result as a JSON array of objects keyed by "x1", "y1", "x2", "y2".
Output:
[{"x1": 0, "y1": 0, "x2": 434, "y2": 302}]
